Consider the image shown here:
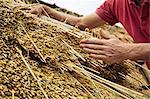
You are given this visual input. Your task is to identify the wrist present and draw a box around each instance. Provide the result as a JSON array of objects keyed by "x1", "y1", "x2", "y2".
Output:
[
  {"x1": 127, "y1": 43, "x2": 150, "y2": 61},
  {"x1": 126, "y1": 44, "x2": 138, "y2": 60},
  {"x1": 119, "y1": 43, "x2": 133, "y2": 60}
]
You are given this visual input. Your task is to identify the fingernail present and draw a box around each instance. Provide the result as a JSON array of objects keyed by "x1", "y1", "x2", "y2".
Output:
[
  {"x1": 79, "y1": 44, "x2": 83, "y2": 48},
  {"x1": 83, "y1": 48, "x2": 86, "y2": 50},
  {"x1": 80, "y1": 41, "x2": 83, "y2": 44},
  {"x1": 80, "y1": 39, "x2": 86, "y2": 43}
]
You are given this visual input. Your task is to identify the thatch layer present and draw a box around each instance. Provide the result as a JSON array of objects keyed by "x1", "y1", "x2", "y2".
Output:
[{"x1": 0, "y1": 0, "x2": 149, "y2": 98}]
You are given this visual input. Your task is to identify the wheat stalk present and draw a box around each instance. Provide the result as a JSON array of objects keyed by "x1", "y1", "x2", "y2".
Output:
[{"x1": 16, "y1": 47, "x2": 49, "y2": 99}]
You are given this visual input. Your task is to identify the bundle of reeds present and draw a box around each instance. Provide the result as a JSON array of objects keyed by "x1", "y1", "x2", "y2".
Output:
[{"x1": 0, "y1": 0, "x2": 149, "y2": 98}]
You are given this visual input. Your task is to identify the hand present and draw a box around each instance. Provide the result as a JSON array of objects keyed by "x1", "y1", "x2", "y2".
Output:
[
  {"x1": 28, "y1": 4, "x2": 47, "y2": 16},
  {"x1": 80, "y1": 32, "x2": 131, "y2": 64}
]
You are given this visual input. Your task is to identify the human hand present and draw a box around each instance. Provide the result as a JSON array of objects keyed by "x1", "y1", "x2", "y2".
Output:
[
  {"x1": 80, "y1": 32, "x2": 131, "y2": 64},
  {"x1": 28, "y1": 4, "x2": 47, "y2": 16}
]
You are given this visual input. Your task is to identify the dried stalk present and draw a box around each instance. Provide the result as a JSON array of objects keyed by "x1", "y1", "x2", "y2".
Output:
[
  {"x1": 16, "y1": 47, "x2": 49, "y2": 99},
  {"x1": 20, "y1": 24, "x2": 46, "y2": 63},
  {"x1": 99, "y1": 82, "x2": 130, "y2": 99},
  {"x1": 62, "y1": 40, "x2": 86, "y2": 62},
  {"x1": 0, "y1": 38, "x2": 9, "y2": 49},
  {"x1": 67, "y1": 62, "x2": 103, "y2": 99},
  {"x1": 11, "y1": 90, "x2": 15, "y2": 99},
  {"x1": 70, "y1": 65, "x2": 128, "y2": 98},
  {"x1": 71, "y1": 65, "x2": 144, "y2": 98},
  {"x1": 78, "y1": 65, "x2": 104, "y2": 99},
  {"x1": 44, "y1": 35, "x2": 62, "y2": 42},
  {"x1": 127, "y1": 60, "x2": 150, "y2": 72},
  {"x1": 81, "y1": 65, "x2": 100, "y2": 74},
  {"x1": 70, "y1": 74, "x2": 95, "y2": 99},
  {"x1": 9, "y1": 0, "x2": 14, "y2": 4},
  {"x1": 63, "y1": 18, "x2": 68, "y2": 24},
  {"x1": 40, "y1": 16, "x2": 81, "y2": 38},
  {"x1": 86, "y1": 70, "x2": 145, "y2": 98},
  {"x1": 63, "y1": 30, "x2": 81, "y2": 38},
  {"x1": 127, "y1": 73, "x2": 150, "y2": 90}
]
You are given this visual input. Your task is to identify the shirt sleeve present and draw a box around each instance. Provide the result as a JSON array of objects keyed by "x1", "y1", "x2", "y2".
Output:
[{"x1": 95, "y1": 0, "x2": 118, "y2": 25}]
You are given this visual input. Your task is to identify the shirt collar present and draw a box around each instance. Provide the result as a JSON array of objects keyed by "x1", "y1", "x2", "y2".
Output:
[{"x1": 129, "y1": 0, "x2": 150, "y2": 5}]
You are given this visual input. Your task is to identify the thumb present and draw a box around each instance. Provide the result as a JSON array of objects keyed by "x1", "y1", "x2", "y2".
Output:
[
  {"x1": 28, "y1": 9, "x2": 41, "y2": 16},
  {"x1": 28, "y1": 9, "x2": 37, "y2": 14}
]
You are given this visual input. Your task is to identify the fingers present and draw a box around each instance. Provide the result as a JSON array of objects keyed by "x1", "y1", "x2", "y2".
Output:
[
  {"x1": 80, "y1": 38, "x2": 105, "y2": 45},
  {"x1": 80, "y1": 44, "x2": 107, "y2": 50},
  {"x1": 89, "y1": 54, "x2": 107, "y2": 60},
  {"x1": 29, "y1": 8, "x2": 43, "y2": 17},
  {"x1": 28, "y1": 9, "x2": 37, "y2": 14},
  {"x1": 83, "y1": 48, "x2": 106, "y2": 55},
  {"x1": 27, "y1": 5, "x2": 44, "y2": 16}
]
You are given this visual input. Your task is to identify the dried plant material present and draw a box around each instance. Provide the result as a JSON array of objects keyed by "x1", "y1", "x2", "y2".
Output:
[
  {"x1": 86, "y1": 71, "x2": 145, "y2": 98},
  {"x1": 20, "y1": 25, "x2": 46, "y2": 63},
  {"x1": 16, "y1": 47, "x2": 49, "y2": 99},
  {"x1": 11, "y1": 90, "x2": 15, "y2": 99},
  {"x1": 62, "y1": 40, "x2": 86, "y2": 62},
  {"x1": 0, "y1": 0, "x2": 149, "y2": 98}
]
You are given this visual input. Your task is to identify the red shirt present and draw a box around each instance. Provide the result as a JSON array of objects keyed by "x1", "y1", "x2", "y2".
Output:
[{"x1": 96, "y1": 0, "x2": 150, "y2": 43}]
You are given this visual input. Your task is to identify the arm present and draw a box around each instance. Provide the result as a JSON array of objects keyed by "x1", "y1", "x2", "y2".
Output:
[{"x1": 29, "y1": 5, "x2": 106, "y2": 30}]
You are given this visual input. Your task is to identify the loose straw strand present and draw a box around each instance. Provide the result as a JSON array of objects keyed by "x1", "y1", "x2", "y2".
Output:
[{"x1": 16, "y1": 47, "x2": 49, "y2": 99}]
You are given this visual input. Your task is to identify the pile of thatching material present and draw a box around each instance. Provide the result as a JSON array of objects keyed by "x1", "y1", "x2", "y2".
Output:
[{"x1": 0, "y1": 0, "x2": 149, "y2": 98}]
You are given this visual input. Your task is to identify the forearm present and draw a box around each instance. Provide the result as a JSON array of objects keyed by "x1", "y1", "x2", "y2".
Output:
[
  {"x1": 128, "y1": 43, "x2": 150, "y2": 61},
  {"x1": 42, "y1": 5, "x2": 106, "y2": 30},
  {"x1": 43, "y1": 5, "x2": 81, "y2": 27}
]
